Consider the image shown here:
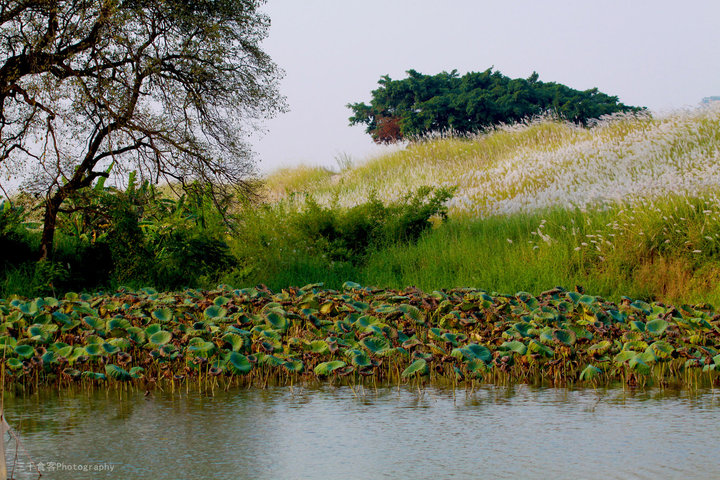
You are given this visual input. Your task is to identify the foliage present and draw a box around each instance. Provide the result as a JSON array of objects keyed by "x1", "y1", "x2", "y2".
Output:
[
  {"x1": 348, "y1": 68, "x2": 644, "y2": 142},
  {"x1": 0, "y1": 200, "x2": 34, "y2": 267},
  {"x1": 3, "y1": 284, "x2": 720, "y2": 390},
  {"x1": 0, "y1": 0, "x2": 285, "y2": 258}
]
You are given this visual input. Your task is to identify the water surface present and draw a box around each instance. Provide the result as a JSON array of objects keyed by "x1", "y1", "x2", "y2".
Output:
[{"x1": 5, "y1": 384, "x2": 720, "y2": 479}]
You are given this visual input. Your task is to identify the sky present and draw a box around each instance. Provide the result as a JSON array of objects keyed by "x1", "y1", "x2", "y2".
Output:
[{"x1": 252, "y1": 0, "x2": 720, "y2": 173}]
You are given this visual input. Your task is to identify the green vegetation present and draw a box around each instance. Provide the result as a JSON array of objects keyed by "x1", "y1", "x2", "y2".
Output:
[
  {"x1": 0, "y1": 0, "x2": 284, "y2": 259},
  {"x1": 4, "y1": 108, "x2": 720, "y2": 308},
  {"x1": 3, "y1": 284, "x2": 720, "y2": 391},
  {"x1": 348, "y1": 68, "x2": 643, "y2": 142}
]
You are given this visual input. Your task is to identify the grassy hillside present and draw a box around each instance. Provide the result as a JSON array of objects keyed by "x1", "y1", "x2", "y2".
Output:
[{"x1": 248, "y1": 106, "x2": 720, "y2": 304}]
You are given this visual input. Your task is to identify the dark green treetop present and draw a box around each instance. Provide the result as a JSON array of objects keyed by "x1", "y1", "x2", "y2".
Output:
[{"x1": 348, "y1": 69, "x2": 644, "y2": 143}]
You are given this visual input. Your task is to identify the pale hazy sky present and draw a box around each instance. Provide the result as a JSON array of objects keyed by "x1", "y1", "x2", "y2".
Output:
[{"x1": 253, "y1": 0, "x2": 720, "y2": 172}]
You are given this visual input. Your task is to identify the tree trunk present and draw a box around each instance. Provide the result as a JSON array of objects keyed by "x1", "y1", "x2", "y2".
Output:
[{"x1": 39, "y1": 192, "x2": 65, "y2": 261}]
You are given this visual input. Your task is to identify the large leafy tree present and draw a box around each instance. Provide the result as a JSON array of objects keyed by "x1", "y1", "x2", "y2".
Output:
[
  {"x1": 348, "y1": 69, "x2": 644, "y2": 143},
  {"x1": 0, "y1": 0, "x2": 285, "y2": 258}
]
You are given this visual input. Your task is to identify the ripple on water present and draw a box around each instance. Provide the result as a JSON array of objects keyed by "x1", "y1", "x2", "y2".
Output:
[{"x1": 4, "y1": 385, "x2": 720, "y2": 480}]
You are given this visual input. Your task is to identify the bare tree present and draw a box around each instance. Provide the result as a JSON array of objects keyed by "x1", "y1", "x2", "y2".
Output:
[{"x1": 0, "y1": 0, "x2": 285, "y2": 258}]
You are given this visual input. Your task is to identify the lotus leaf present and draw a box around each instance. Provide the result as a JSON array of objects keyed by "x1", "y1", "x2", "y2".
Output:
[
  {"x1": 6, "y1": 358, "x2": 22, "y2": 370},
  {"x1": 148, "y1": 330, "x2": 172, "y2": 347},
  {"x1": 401, "y1": 359, "x2": 428, "y2": 378},
  {"x1": 588, "y1": 340, "x2": 612, "y2": 356},
  {"x1": 105, "y1": 364, "x2": 132, "y2": 381},
  {"x1": 204, "y1": 305, "x2": 227, "y2": 320},
  {"x1": 265, "y1": 311, "x2": 289, "y2": 332},
  {"x1": 187, "y1": 340, "x2": 216, "y2": 358},
  {"x1": 152, "y1": 308, "x2": 174, "y2": 323},
  {"x1": 499, "y1": 341, "x2": 527, "y2": 356},
  {"x1": 360, "y1": 337, "x2": 390, "y2": 355},
  {"x1": 15, "y1": 344, "x2": 35, "y2": 359},
  {"x1": 528, "y1": 339, "x2": 554, "y2": 358},
  {"x1": 646, "y1": 318, "x2": 669, "y2": 336},
  {"x1": 314, "y1": 360, "x2": 347, "y2": 376},
  {"x1": 282, "y1": 359, "x2": 304, "y2": 373},
  {"x1": 579, "y1": 364, "x2": 602, "y2": 381},
  {"x1": 648, "y1": 341, "x2": 674, "y2": 360}
]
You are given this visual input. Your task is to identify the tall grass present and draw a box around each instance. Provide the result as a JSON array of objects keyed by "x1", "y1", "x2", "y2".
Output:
[
  {"x1": 270, "y1": 106, "x2": 720, "y2": 216},
  {"x1": 251, "y1": 105, "x2": 720, "y2": 304},
  {"x1": 359, "y1": 194, "x2": 720, "y2": 304}
]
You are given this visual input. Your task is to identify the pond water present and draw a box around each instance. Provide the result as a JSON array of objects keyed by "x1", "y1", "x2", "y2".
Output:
[{"x1": 4, "y1": 384, "x2": 720, "y2": 479}]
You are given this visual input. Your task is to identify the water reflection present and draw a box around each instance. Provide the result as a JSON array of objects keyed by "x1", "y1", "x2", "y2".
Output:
[{"x1": 4, "y1": 384, "x2": 720, "y2": 479}]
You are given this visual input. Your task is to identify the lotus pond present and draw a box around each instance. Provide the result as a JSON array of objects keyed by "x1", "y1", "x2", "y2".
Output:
[
  {"x1": 2, "y1": 283, "x2": 720, "y2": 390},
  {"x1": 5, "y1": 385, "x2": 720, "y2": 479}
]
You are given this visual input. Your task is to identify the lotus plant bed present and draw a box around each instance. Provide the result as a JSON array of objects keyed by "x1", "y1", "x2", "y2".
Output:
[{"x1": 2, "y1": 283, "x2": 720, "y2": 391}]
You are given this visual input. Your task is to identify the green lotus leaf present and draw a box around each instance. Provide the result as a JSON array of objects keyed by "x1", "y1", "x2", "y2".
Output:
[
  {"x1": 0, "y1": 336, "x2": 17, "y2": 349},
  {"x1": 108, "y1": 337, "x2": 132, "y2": 350},
  {"x1": 222, "y1": 333, "x2": 247, "y2": 352},
  {"x1": 512, "y1": 322, "x2": 534, "y2": 338},
  {"x1": 314, "y1": 360, "x2": 347, "y2": 376},
  {"x1": 203, "y1": 305, "x2": 227, "y2": 320},
  {"x1": 43, "y1": 296, "x2": 59, "y2": 308},
  {"x1": 67, "y1": 346, "x2": 87, "y2": 363},
  {"x1": 227, "y1": 352, "x2": 253, "y2": 374},
  {"x1": 99, "y1": 342, "x2": 117, "y2": 355},
  {"x1": 401, "y1": 359, "x2": 428, "y2": 378},
  {"x1": 6, "y1": 358, "x2": 22, "y2": 370},
  {"x1": 648, "y1": 341, "x2": 674, "y2": 360},
  {"x1": 588, "y1": 340, "x2": 612, "y2": 356},
  {"x1": 282, "y1": 359, "x2": 304, "y2": 373},
  {"x1": 151, "y1": 308, "x2": 173, "y2": 323},
  {"x1": 453, "y1": 344, "x2": 492, "y2": 363},
  {"x1": 105, "y1": 364, "x2": 132, "y2": 381},
  {"x1": 553, "y1": 329, "x2": 576, "y2": 346},
  {"x1": 14, "y1": 344, "x2": 35, "y2": 359},
  {"x1": 265, "y1": 311, "x2": 289, "y2": 332},
  {"x1": 126, "y1": 327, "x2": 147, "y2": 345},
  {"x1": 579, "y1": 364, "x2": 602, "y2": 381},
  {"x1": 60, "y1": 319, "x2": 81, "y2": 332},
  {"x1": 539, "y1": 328, "x2": 555, "y2": 344},
  {"x1": 260, "y1": 355, "x2": 284, "y2": 367},
  {"x1": 622, "y1": 331, "x2": 643, "y2": 342},
  {"x1": 630, "y1": 300, "x2": 652, "y2": 315},
  {"x1": 27, "y1": 324, "x2": 55, "y2": 343},
  {"x1": 81, "y1": 371, "x2": 106, "y2": 381},
  {"x1": 628, "y1": 355, "x2": 651, "y2": 375},
  {"x1": 213, "y1": 296, "x2": 231, "y2": 306},
  {"x1": 528, "y1": 339, "x2": 554, "y2": 358},
  {"x1": 145, "y1": 324, "x2": 162, "y2": 336},
  {"x1": 441, "y1": 332, "x2": 465, "y2": 346},
  {"x1": 84, "y1": 343, "x2": 103, "y2": 356},
  {"x1": 499, "y1": 341, "x2": 527, "y2": 356},
  {"x1": 646, "y1": 318, "x2": 669, "y2": 336},
  {"x1": 107, "y1": 318, "x2": 132, "y2": 335},
  {"x1": 398, "y1": 304, "x2": 424, "y2": 325},
  {"x1": 350, "y1": 351, "x2": 372, "y2": 368},
  {"x1": 187, "y1": 340, "x2": 216, "y2": 358},
  {"x1": 54, "y1": 345, "x2": 73, "y2": 358},
  {"x1": 129, "y1": 366, "x2": 145, "y2": 379},
  {"x1": 714, "y1": 354, "x2": 720, "y2": 366},
  {"x1": 305, "y1": 340, "x2": 330, "y2": 355},
  {"x1": 82, "y1": 316, "x2": 106, "y2": 333},
  {"x1": 360, "y1": 337, "x2": 390, "y2": 355},
  {"x1": 465, "y1": 359, "x2": 487, "y2": 378},
  {"x1": 606, "y1": 309, "x2": 627, "y2": 324},
  {"x1": 629, "y1": 321, "x2": 646, "y2": 332},
  {"x1": 148, "y1": 330, "x2": 172, "y2": 347},
  {"x1": 614, "y1": 350, "x2": 636, "y2": 364},
  {"x1": 624, "y1": 339, "x2": 648, "y2": 351}
]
